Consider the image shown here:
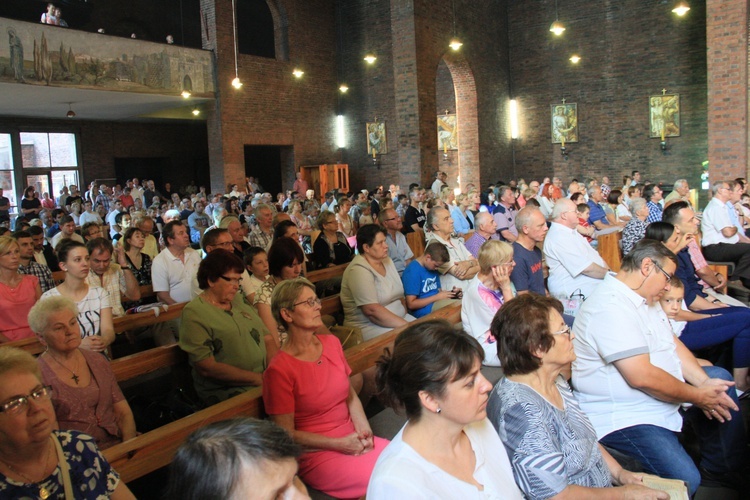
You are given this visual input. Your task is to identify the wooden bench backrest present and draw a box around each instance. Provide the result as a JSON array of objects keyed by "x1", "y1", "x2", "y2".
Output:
[
  {"x1": 406, "y1": 231, "x2": 425, "y2": 258},
  {"x1": 597, "y1": 231, "x2": 622, "y2": 272},
  {"x1": 306, "y1": 263, "x2": 348, "y2": 283},
  {"x1": 103, "y1": 303, "x2": 462, "y2": 483}
]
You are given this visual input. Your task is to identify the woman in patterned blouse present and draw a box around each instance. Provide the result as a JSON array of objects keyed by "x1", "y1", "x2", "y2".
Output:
[{"x1": 486, "y1": 294, "x2": 665, "y2": 499}]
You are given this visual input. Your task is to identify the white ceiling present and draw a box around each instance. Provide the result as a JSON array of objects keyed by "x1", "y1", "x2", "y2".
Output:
[{"x1": 0, "y1": 82, "x2": 212, "y2": 122}]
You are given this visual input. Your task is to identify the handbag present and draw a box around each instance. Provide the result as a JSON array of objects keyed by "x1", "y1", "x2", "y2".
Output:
[{"x1": 560, "y1": 289, "x2": 586, "y2": 317}]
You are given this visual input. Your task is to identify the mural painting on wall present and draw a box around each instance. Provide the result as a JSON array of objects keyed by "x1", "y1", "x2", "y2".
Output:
[
  {"x1": 367, "y1": 122, "x2": 387, "y2": 156},
  {"x1": 0, "y1": 19, "x2": 214, "y2": 95},
  {"x1": 551, "y1": 103, "x2": 578, "y2": 145},
  {"x1": 437, "y1": 114, "x2": 458, "y2": 152},
  {"x1": 649, "y1": 93, "x2": 680, "y2": 140}
]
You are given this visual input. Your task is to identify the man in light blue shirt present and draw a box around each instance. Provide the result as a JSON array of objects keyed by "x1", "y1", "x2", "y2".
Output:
[{"x1": 380, "y1": 208, "x2": 413, "y2": 275}]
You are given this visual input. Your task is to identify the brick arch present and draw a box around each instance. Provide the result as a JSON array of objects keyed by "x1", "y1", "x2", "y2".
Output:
[
  {"x1": 439, "y1": 52, "x2": 479, "y2": 190},
  {"x1": 265, "y1": 0, "x2": 290, "y2": 61}
]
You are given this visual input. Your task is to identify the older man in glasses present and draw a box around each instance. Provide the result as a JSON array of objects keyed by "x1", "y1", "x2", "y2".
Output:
[{"x1": 379, "y1": 208, "x2": 413, "y2": 276}]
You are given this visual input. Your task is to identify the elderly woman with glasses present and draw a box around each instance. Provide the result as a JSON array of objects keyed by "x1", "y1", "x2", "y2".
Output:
[
  {"x1": 486, "y1": 294, "x2": 663, "y2": 499},
  {"x1": 179, "y1": 250, "x2": 269, "y2": 406},
  {"x1": 461, "y1": 240, "x2": 516, "y2": 367},
  {"x1": 0, "y1": 346, "x2": 134, "y2": 499},
  {"x1": 30, "y1": 296, "x2": 136, "y2": 450},
  {"x1": 262, "y1": 278, "x2": 387, "y2": 499},
  {"x1": 312, "y1": 211, "x2": 352, "y2": 269}
]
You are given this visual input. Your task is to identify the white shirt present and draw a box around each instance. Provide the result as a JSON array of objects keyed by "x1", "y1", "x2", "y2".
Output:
[
  {"x1": 151, "y1": 247, "x2": 201, "y2": 303},
  {"x1": 543, "y1": 222, "x2": 606, "y2": 299},
  {"x1": 572, "y1": 275, "x2": 684, "y2": 439},
  {"x1": 461, "y1": 275, "x2": 505, "y2": 366},
  {"x1": 130, "y1": 186, "x2": 145, "y2": 204},
  {"x1": 79, "y1": 211, "x2": 103, "y2": 226},
  {"x1": 701, "y1": 197, "x2": 738, "y2": 245},
  {"x1": 106, "y1": 209, "x2": 122, "y2": 238},
  {"x1": 50, "y1": 231, "x2": 84, "y2": 249},
  {"x1": 367, "y1": 418, "x2": 523, "y2": 499},
  {"x1": 426, "y1": 232, "x2": 474, "y2": 292},
  {"x1": 431, "y1": 178, "x2": 445, "y2": 195}
]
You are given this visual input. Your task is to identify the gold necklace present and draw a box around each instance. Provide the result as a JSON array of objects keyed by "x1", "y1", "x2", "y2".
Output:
[
  {"x1": 45, "y1": 350, "x2": 80, "y2": 385},
  {"x1": 0, "y1": 439, "x2": 53, "y2": 499}
]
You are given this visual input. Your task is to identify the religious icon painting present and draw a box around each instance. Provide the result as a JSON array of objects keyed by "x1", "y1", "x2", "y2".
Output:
[
  {"x1": 551, "y1": 103, "x2": 578, "y2": 144},
  {"x1": 366, "y1": 122, "x2": 387, "y2": 155},
  {"x1": 649, "y1": 93, "x2": 680, "y2": 139}
]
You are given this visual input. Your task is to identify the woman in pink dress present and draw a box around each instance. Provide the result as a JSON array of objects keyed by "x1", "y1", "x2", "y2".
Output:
[
  {"x1": 263, "y1": 278, "x2": 387, "y2": 499},
  {"x1": 0, "y1": 236, "x2": 41, "y2": 342}
]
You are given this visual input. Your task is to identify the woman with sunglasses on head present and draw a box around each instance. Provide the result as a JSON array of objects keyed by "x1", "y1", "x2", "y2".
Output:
[
  {"x1": 263, "y1": 278, "x2": 387, "y2": 499},
  {"x1": 487, "y1": 294, "x2": 665, "y2": 499},
  {"x1": 179, "y1": 250, "x2": 269, "y2": 406},
  {"x1": 0, "y1": 346, "x2": 134, "y2": 499}
]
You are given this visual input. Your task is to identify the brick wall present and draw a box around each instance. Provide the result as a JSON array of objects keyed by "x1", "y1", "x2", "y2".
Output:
[
  {"x1": 508, "y1": 0, "x2": 708, "y2": 190},
  {"x1": 706, "y1": 0, "x2": 748, "y2": 182}
]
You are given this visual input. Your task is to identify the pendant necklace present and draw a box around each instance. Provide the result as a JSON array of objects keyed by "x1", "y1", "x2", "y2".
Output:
[
  {"x1": 45, "y1": 351, "x2": 80, "y2": 385},
  {"x1": 0, "y1": 439, "x2": 53, "y2": 499}
]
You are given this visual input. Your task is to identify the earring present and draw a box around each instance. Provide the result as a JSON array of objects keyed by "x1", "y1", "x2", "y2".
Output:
[{"x1": 436, "y1": 408, "x2": 442, "y2": 414}]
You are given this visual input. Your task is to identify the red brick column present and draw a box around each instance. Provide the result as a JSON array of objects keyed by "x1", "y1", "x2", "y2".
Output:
[{"x1": 706, "y1": 0, "x2": 748, "y2": 181}]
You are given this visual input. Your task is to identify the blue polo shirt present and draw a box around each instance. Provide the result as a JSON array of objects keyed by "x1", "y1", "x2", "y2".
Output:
[{"x1": 587, "y1": 200, "x2": 609, "y2": 226}]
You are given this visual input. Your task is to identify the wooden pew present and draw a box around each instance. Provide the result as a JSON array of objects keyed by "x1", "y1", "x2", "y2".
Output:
[
  {"x1": 406, "y1": 230, "x2": 426, "y2": 258},
  {"x1": 52, "y1": 270, "x2": 65, "y2": 285},
  {"x1": 306, "y1": 262, "x2": 348, "y2": 284},
  {"x1": 597, "y1": 231, "x2": 622, "y2": 272},
  {"x1": 111, "y1": 343, "x2": 186, "y2": 384},
  {"x1": 103, "y1": 303, "x2": 462, "y2": 483},
  {"x1": 3, "y1": 302, "x2": 187, "y2": 357}
]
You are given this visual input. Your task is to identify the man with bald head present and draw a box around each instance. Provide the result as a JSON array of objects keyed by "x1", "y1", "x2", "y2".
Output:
[
  {"x1": 511, "y1": 206, "x2": 548, "y2": 295},
  {"x1": 544, "y1": 198, "x2": 609, "y2": 299},
  {"x1": 380, "y1": 208, "x2": 413, "y2": 275},
  {"x1": 464, "y1": 211, "x2": 499, "y2": 258}
]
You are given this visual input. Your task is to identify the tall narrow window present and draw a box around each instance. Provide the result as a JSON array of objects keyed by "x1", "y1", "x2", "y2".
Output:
[
  {"x1": 0, "y1": 134, "x2": 17, "y2": 211},
  {"x1": 237, "y1": 0, "x2": 276, "y2": 58}
]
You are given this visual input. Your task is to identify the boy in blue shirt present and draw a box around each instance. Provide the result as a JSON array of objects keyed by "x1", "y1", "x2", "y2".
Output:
[{"x1": 402, "y1": 241, "x2": 461, "y2": 318}]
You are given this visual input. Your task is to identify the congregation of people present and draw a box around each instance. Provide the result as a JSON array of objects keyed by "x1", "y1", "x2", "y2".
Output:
[{"x1": 2, "y1": 169, "x2": 750, "y2": 498}]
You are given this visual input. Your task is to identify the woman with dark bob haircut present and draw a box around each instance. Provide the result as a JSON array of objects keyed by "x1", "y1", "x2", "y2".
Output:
[
  {"x1": 164, "y1": 418, "x2": 307, "y2": 500},
  {"x1": 178, "y1": 249, "x2": 269, "y2": 405},
  {"x1": 254, "y1": 237, "x2": 304, "y2": 348},
  {"x1": 486, "y1": 293, "x2": 662, "y2": 499},
  {"x1": 367, "y1": 320, "x2": 523, "y2": 498},
  {"x1": 341, "y1": 224, "x2": 414, "y2": 341}
]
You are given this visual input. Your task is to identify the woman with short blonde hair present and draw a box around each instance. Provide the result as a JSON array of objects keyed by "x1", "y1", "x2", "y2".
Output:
[{"x1": 0, "y1": 236, "x2": 42, "y2": 342}]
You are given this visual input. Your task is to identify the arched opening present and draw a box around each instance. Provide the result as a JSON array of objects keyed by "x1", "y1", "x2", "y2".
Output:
[
  {"x1": 237, "y1": 0, "x2": 276, "y2": 58},
  {"x1": 436, "y1": 53, "x2": 479, "y2": 190}
]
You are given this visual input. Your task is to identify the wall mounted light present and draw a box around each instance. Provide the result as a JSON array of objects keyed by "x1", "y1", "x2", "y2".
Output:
[
  {"x1": 364, "y1": 54, "x2": 377, "y2": 64},
  {"x1": 569, "y1": 54, "x2": 581, "y2": 63},
  {"x1": 672, "y1": 1, "x2": 690, "y2": 16},
  {"x1": 336, "y1": 115, "x2": 346, "y2": 148},
  {"x1": 509, "y1": 99, "x2": 519, "y2": 139},
  {"x1": 292, "y1": 68, "x2": 304, "y2": 78},
  {"x1": 339, "y1": 84, "x2": 349, "y2": 93},
  {"x1": 192, "y1": 108, "x2": 200, "y2": 116}
]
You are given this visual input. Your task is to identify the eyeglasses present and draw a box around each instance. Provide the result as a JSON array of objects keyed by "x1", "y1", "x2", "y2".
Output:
[
  {"x1": 652, "y1": 261, "x2": 672, "y2": 283},
  {"x1": 0, "y1": 386, "x2": 53, "y2": 415},
  {"x1": 215, "y1": 241, "x2": 234, "y2": 248},
  {"x1": 384, "y1": 217, "x2": 398, "y2": 222},
  {"x1": 552, "y1": 325, "x2": 571, "y2": 337},
  {"x1": 293, "y1": 297, "x2": 322, "y2": 309},
  {"x1": 219, "y1": 275, "x2": 243, "y2": 285}
]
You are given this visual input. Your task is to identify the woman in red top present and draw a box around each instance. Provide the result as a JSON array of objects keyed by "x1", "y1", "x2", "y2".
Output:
[
  {"x1": 0, "y1": 236, "x2": 41, "y2": 342},
  {"x1": 263, "y1": 278, "x2": 387, "y2": 499}
]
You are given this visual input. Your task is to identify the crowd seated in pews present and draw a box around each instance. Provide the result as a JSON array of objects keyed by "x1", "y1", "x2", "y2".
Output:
[{"x1": 1, "y1": 172, "x2": 750, "y2": 496}]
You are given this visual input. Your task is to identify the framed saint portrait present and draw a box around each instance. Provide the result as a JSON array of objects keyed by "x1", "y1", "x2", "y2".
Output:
[
  {"x1": 437, "y1": 114, "x2": 458, "y2": 151},
  {"x1": 366, "y1": 122, "x2": 387, "y2": 155},
  {"x1": 551, "y1": 103, "x2": 578, "y2": 144},
  {"x1": 649, "y1": 94, "x2": 680, "y2": 139}
]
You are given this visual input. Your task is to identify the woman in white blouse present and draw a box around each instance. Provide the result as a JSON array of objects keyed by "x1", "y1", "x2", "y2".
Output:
[
  {"x1": 340, "y1": 224, "x2": 415, "y2": 340},
  {"x1": 368, "y1": 320, "x2": 523, "y2": 499}
]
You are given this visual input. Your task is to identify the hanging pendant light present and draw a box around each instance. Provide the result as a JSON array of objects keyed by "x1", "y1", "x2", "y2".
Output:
[
  {"x1": 231, "y1": 0, "x2": 242, "y2": 89},
  {"x1": 66, "y1": 103, "x2": 76, "y2": 118},
  {"x1": 550, "y1": 0, "x2": 566, "y2": 36},
  {"x1": 672, "y1": 1, "x2": 690, "y2": 16},
  {"x1": 449, "y1": 0, "x2": 462, "y2": 51}
]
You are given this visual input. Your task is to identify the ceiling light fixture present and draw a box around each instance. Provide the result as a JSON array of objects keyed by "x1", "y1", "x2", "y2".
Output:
[
  {"x1": 231, "y1": 0, "x2": 242, "y2": 89},
  {"x1": 549, "y1": 0, "x2": 566, "y2": 36},
  {"x1": 569, "y1": 54, "x2": 581, "y2": 63},
  {"x1": 449, "y1": 0, "x2": 462, "y2": 51},
  {"x1": 192, "y1": 108, "x2": 200, "y2": 116},
  {"x1": 364, "y1": 54, "x2": 377, "y2": 64},
  {"x1": 66, "y1": 103, "x2": 76, "y2": 118},
  {"x1": 672, "y1": 1, "x2": 690, "y2": 16},
  {"x1": 292, "y1": 68, "x2": 304, "y2": 78},
  {"x1": 181, "y1": 90, "x2": 191, "y2": 98}
]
